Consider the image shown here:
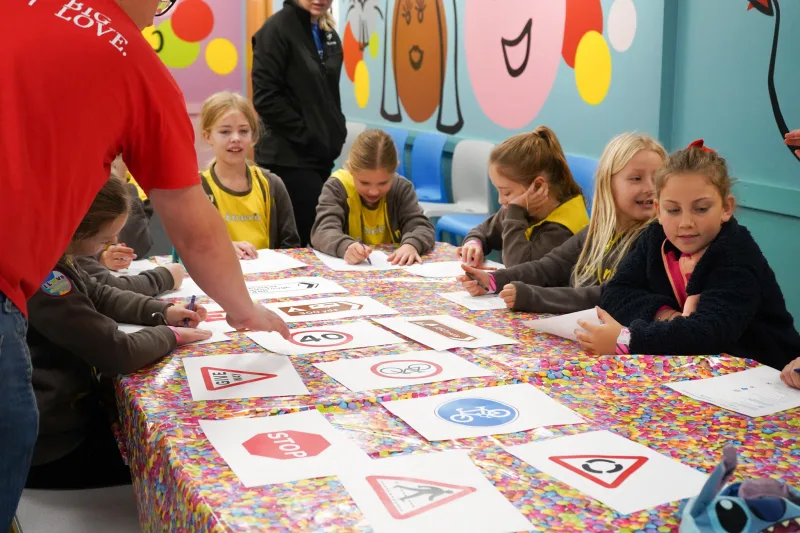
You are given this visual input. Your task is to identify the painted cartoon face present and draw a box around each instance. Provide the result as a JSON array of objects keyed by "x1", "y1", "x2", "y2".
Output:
[
  {"x1": 346, "y1": 0, "x2": 382, "y2": 46},
  {"x1": 393, "y1": 0, "x2": 447, "y2": 123},
  {"x1": 465, "y1": 1, "x2": 566, "y2": 129}
]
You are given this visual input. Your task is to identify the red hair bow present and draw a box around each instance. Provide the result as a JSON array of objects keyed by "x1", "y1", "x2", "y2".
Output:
[{"x1": 686, "y1": 139, "x2": 716, "y2": 153}]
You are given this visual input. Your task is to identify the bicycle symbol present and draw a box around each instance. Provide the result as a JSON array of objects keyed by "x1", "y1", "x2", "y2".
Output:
[
  {"x1": 435, "y1": 397, "x2": 518, "y2": 427},
  {"x1": 370, "y1": 359, "x2": 443, "y2": 380}
]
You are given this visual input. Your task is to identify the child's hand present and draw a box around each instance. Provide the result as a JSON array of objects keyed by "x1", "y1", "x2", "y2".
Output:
[
  {"x1": 575, "y1": 308, "x2": 623, "y2": 355},
  {"x1": 166, "y1": 303, "x2": 207, "y2": 328},
  {"x1": 510, "y1": 181, "x2": 549, "y2": 216},
  {"x1": 345, "y1": 242, "x2": 372, "y2": 265},
  {"x1": 172, "y1": 327, "x2": 213, "y2": 346},
  {"x1": 100, "y1": 243, "x2": 136, "y2": 271},
  {"x1": 233, "y1": 241, "x2": 258, "y2": 260},
  {"x1": 165, "y1": 263, "x2": 186, "y2": 290},
  {"x1": 785, "y1": 129, "x2": 800, "y2": 157},
  {"x1": 387, "y1": 244, "x2": 421, "y2": 265},
  {"x1": 457, "y1": 264, "x2": 491, "y2": 296},
  {"x1": 780, "y1": 357, "x2": 800, "y2": 389},
  {"x1": 683, "y1": 294, "x2": 700, "y2": 317},
  {"x1": 458, "y1": 240, "x2": 484, "y2": 267},
  {"x1": 656, "y1": 308, "x2": 681, "y2": 321},
  {"x1": 499, "y1": 283, "x2": 517, "y2": 308}
]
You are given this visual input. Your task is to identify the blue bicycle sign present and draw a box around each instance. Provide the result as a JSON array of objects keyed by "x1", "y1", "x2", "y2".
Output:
[{"x1": 435, "y1": 398, "x2": 519, "y2": 427}]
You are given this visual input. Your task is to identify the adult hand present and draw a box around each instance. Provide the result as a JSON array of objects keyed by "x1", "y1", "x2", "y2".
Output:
[
  {"x1": 166, "y1": 303, "x2": 207, "y2": 327},
  {"x1": 779, "y1": 357, "x2": 800, "y2": 389},
  {"x1": 458, "y1": 240, "x2": 484, "y2": 267},
  {"x1": 457, "y1": 264, "x2": 491, "y2": 296},
  {"x1": 499, "y1": 284, "x2": 517, "y2": 308},
  {"x1": 575, "y1": 308, "x2": 623, "y2": 355},
  {"x1": 165, "y1": 263, "x2": 186, "y2": 290},
  {"x1": 233, "y1": 241, "x2": 258, "y2": 259},
  {"x1": 387, "y1": 244, "x2": 421, "y2": 265},
  {"x1": 784, "y1": 129, "x2": 800, "y2": 157},
  {"x1": 344, "y1": 241, "x2": 372, "y2": 265},
  {"x1": 226, "y1": 303, "x2": 290, "y2": 339},
  {"x1": 173, "y1": 327, "x2": 213, "y2": 346},
  {"x1": 100, "y1": 243, "x2": 136, "y2": 271}
]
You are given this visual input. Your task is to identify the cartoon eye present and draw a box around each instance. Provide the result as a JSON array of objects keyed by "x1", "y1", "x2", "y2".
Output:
[
  {"x1": 400, "y1": 0, "x2": 411, "y2": 24},
  {"x1": 715, "y1": 499, "x2": 748, "y2": 533},
  {"x1": 415, "y1": 0, "x2": 426, "y2": 23}
]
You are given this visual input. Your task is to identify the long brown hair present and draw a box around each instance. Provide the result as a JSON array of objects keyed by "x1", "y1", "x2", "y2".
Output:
[
  {"x1": 490, "y1": 126, "x2": 582, "y2": 202},
  {"x1": 346, "y1": 129, "x2": 399, "y2": 175},
  {"x1": 72, "y1": 176, "x2": 130, "y2": 241},
  {"x1": 656, "y1": 142, "x2": 734, "y2": 200}
]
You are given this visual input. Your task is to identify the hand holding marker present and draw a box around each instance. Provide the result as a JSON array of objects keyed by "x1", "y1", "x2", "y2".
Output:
[
  {"x1": 185, "y1": 295, "x2": 196, "y2": 327},
  {"x1": 357, "y1": 238, "x2": 372, "y2": 265}
]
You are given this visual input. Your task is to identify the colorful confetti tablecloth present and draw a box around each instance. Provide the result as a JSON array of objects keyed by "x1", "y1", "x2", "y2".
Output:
[{"x1": 116, "y1": 244, "x2": 800, "y2": 532}]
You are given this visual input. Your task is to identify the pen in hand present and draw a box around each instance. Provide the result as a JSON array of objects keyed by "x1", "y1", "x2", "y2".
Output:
[
  {"x1": 357, "y1": 238, "x2": 372, "y2": 265},
  {"x1": 184, "y1": 295, "x2": 196, "y2": 327},
  {"x1": 465, "y1": 272, "x2": 490, "y2": 292}
]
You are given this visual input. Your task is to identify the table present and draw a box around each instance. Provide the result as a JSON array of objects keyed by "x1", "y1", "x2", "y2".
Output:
[{"x1": 116, "y1": 244, "x2": 799, "y2": 532}]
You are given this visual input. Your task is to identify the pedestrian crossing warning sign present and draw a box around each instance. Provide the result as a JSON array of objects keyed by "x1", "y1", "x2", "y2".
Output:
[
  {"x1": 201, "y1": 367, "x2": 277, "y2": 391},
  {"x1": 548, "y1": 455, "x2": 649, "y2": 489},
  {"x1": 367, "y1": 475, "x2": 477, "y2": 519}
]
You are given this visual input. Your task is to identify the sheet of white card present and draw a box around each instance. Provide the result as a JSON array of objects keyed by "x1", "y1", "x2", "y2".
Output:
[
  {"x1": 158, "y1": 278, "x2": 205, "y2": 299},
  {"x1": 504, "y1": 430, "x2": 708, "y2": 515},
  {"x1": 665, "y1": 366, "x2": 800, "y2": 417},
  {"x1": 246, "y1": 321, "x2": 406, "y2": 356},
  {"x1": 193, "y1": 320, "x2": 237, "y2": 345},
  {"x1": 239, "y1": 249, "x2": 308, "y2": 275},
  {"x1": 523, "y1": 308, "x2": 600, "y2": 342},
  {"x1": 404, "y1": 261, "x2": 502, "y2": 278},
  {"x1": 337, "y1": 450, "x2": 531, "y2": 533},
  {"x1": 199, "y1": 410, "x2": 368, "y2": 487},
  {"x1": 313, "y1": 250, "x2": 403, "y2": 272},
  {"x1": 245, "y1": 277, "x2": 347, "y2": 301},
  {"x1": 314, "y1": 350, "x2": 495, "y2": 392},
  {"x1": 373, "y1": 315, "x2": 517, "y2": 351},
  {"x1": 183, "y1": 353, "x2": 308, "y2": 401},
  {"x1": 439, "y1": 291, "x2": 506, "y2": 311},
  {"x1": 111, "y1": 259, "x2": 158, "y2": 277},
  {"x1": 382, "y1": 383, "x2": 583, "y2": 441},
  {"x1": 263, "y1": 296, "x2": 398, "y2": 323}
]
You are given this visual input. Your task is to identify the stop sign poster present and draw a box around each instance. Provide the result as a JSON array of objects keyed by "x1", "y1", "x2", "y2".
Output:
[
  {"x1": 503, "y1": 430, "x2": 709, "y2": 515},
  {"x1": 246, "y1": 321, "x2": 406, "y2": 356},
  {"x1": 183, "y1": 353, "x2": 309, "y2": 401},
  {"x1": 336, "y1": 450, "x2": 532, "y2": 533},
  {"x1": 313, "y1": 350, "x2": 495, "y2": 392},
  {"x1": 262, "y1": 296, "x2": 398, "y2": 324},
  {"x1": 198, "y1": 410, "x2": 369, "y2": 487},
  {"x1": 372, "y1": 315, "x2": 518, "y2": 351}
]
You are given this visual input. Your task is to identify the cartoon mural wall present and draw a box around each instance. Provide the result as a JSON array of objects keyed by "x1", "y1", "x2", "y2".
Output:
[
  {"x1": 340, "y1": 0, "x2": 640, "y2": 135},
  {"x1": 142, "y1": 0, "x2": 245, "y2": 106}
]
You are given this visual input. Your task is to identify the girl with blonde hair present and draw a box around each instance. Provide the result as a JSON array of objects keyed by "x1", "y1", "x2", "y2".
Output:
[{"x1": 460, "y1": 132, "x2": 666, "y2": 314}]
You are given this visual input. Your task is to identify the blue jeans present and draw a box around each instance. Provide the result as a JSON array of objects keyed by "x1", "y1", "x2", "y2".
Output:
[{"x1": 0, "y1": 293, "x2": 38, "y2": 530}]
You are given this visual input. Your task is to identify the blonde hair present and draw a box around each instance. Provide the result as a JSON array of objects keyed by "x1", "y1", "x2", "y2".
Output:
[
  {"x1": 490, "y1": 126, "x2": 581, "y2": 203},
  {"x1": 571, "y1": 133, "x2": 667, "y2": 288},
  {"x1": 655, "y1": 143, "x2": 733, "y2": 200},
  {"x1": 346, "y1": 129, "x2": 399, "y2": 175},
  {"x1": 318, "y1": 11, "x2": 336, "y2": 32},
  {"x1": 200, "y1": 91, "x2": 260, "y2": 167}
]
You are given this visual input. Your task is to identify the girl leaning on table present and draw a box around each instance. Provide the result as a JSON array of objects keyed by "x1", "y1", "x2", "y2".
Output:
[
  {"x1": 25, "y1": 177, "x2": 212, "y2": 489},
  {"x1": 458, "y1": 133, "x2": 666, "y2": 314}
]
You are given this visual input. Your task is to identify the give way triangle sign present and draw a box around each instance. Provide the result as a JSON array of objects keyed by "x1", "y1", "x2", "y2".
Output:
[
  {"x1": 548, "y1": 455, "x2": 649, "y2": 489},
  {"x1": 201, "y1": 366, "x2": 277, "y2": 391},
  {"x1": 367, "y1": 475, "x2": 477, "y2": 519}
]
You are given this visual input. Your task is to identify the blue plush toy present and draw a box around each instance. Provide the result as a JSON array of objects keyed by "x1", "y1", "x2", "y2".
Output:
[{"x1": 680, "y1": 447, "x2": 800, "y2": 532}]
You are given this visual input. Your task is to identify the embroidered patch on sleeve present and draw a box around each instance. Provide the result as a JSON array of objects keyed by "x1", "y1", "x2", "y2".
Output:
[{"x1": 41, "y1": 270, "x2": 73, "y2": 297}]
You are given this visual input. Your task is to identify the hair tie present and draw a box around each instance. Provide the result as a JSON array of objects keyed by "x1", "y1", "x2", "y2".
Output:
[{"x1": 686, "y1": 139, "x2": 716, "y2": 153}]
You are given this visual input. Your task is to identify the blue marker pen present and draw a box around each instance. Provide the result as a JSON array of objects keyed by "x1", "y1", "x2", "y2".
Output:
[{"x1": 184, "y1": 295, "x2": 196, "y2": 327}]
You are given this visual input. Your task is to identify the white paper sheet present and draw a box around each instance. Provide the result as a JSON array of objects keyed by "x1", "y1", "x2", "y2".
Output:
[
  {"x1": 313, "y1": 250, "x2": 404, "y2": 272},
  {"x1": 337, "y1": 450, "x2": 532, "y2": 533},
  {"x1": 239, "y1": 249, "x2": 309, "y2": 275},
  {"x1": 375, "y1": 277, "x2": 459, "y2": 284},
  {"x1": 183, "y1": 353, "x2": 309, "y2": 401},
  {"x1": 111, "y1": 259, "x2": 158, "y2": 277},
  {"x1": 665, "y1": 366, "x2": 800, "y2": 417},
  {"x1": 157, "y1": 278, "x2": 205, "y2": 299},
  {"x1": 246, "y1": 321, "x2": 406, "y2": 356},
  {"x1": 116, "y1": 321, "x2": 232, "y2": 345},
  {"x1": 522, "y1": 308, "x2": 600, "y2": 342},
  {"x1": 313, "y1": 350, "x2": 495, "y2": 392},
  {"x1": 439, "y1": 291, "x2": 506, "y2": 311},
  {"x1": 373, "y1": 315, "x2": 517, "y2": 351},
  {"x1": 382, "y1": 384, "x2": 583, "y2": 441},
  {"x1": 199, "y1": 410, "x2": 368, "y2": 487},
  {"x1": 504, "y1": 430, "x2": 708, "y2": 515},
  {"x1": 245, "y1": 277, "x2": 347, "y2": 301},
  {"x1": 403, "y1": 261, "x2": 503, "y2": 279},
  {"x1": 263, "y1": 296, "x2": 398, "y2": 323}
]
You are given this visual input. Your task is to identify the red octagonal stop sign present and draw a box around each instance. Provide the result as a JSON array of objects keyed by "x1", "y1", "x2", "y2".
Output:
[{"x1": 242, "y1": 431, "x2": 330, "y2": 460}]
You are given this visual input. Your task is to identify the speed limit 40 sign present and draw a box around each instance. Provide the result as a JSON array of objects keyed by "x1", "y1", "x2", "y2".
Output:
[
  {"x1": 247, "y1": 321, "x2": 406, "y2": 356},
  {"x1": 289, "y1": 330, "x2": 354, "y2": 347}
]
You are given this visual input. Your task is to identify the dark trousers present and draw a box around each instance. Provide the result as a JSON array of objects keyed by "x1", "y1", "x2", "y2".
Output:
[{"x1": 267, "y1": 165, "x2": 331, "y2": 247}]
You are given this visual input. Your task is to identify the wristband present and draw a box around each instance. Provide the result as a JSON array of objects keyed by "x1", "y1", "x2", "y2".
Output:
[
  {"x1": 167, "y1": 326, "x2": 181, "y2": 344},
  {"x1": 615, "y1": 327, "x2": 631, "y2": 355},
  {"x1": 488, "y1": 274, "x2": 498, "y2": 293}
]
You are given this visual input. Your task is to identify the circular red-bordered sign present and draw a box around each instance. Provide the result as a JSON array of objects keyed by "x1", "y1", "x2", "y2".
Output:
[
  {"x1": 370, "y1": 359, "x2": 444, "y2": 379},
  {"x1": 289, "y1": 330, "x2": 354, "y2": 347}
]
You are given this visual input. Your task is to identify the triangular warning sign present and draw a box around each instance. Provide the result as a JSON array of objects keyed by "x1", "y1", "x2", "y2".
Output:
[
  {"x1": 367, "y1": 475, "x2": 477, "y2": 520},
  {"x1": 201, "y1": 366, "x2": 277, "y2": 391},
  {"x1": 549, "y1": 455, "x2": 648, "y2": 489}
]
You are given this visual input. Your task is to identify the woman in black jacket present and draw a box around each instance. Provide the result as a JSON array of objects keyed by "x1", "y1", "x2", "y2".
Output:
[{"x1": 252, "y1": 0, "x2": 346, "y2": 246}]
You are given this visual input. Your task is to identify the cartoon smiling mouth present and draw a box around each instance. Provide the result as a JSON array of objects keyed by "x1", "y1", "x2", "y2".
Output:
[
  {"x1": 501, "y1": 18, "x2": 532, "y2": 78},
  {"x1": 408, "y1": 45, "x2": 424, "y2": 71}
]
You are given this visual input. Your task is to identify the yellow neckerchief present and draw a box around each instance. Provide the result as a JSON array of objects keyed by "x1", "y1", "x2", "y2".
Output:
[
  {"x1": 126, "y1": 172, "x2": 148, "y2": 202},
  {"x1": 332, "y1": 169, "x2": 399, "y2": 244},
  {"x1": 200, "y1": 165, "x2": 271, "y2": 248},
  {"x1": 524, "y1": 195, "x2": 589, "y2": 240},
  {"x1": 597, "y1": 232, "x2": 623, "y2": 284}
]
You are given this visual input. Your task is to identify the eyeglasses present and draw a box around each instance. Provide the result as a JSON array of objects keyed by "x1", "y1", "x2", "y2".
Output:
[{"x1": 155, "y1": 0, "x2": 177, "y2": 16}]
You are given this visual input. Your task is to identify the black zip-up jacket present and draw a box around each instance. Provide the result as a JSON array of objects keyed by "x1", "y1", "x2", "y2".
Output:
[
  {"x1": 600, "y1": 219, "x2": 800, "y2": 369},
  {"x1": 252, "y1": 0, "x2": 346, "y2": 171}
]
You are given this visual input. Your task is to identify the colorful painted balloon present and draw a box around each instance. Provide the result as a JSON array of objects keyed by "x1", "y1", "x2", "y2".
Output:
[
  {"x1": 342, "y1": 22, "x2": 363, "y2": 83},
  {"x1": 149, "y1": 19, "x2": 201, "y2": 69},
  {"x1": 465, "y1": 0, "x2": 566, "y2": 129},
  {"x1": 562, "y1": 0, "x2": 603, "y2": 68},
  {"x1": 171, "y1": 0, "x2": 215, "y2": 43}
]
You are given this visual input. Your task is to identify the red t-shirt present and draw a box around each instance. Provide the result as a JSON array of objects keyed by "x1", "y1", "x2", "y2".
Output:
[{"x1": 1, "y1": 0, "x2": 200, "y2": 315}]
